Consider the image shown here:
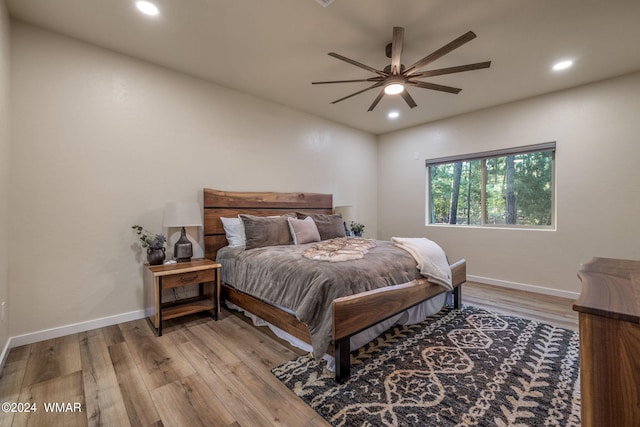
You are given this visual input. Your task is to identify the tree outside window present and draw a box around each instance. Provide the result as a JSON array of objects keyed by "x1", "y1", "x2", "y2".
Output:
[{"x1": 427, "y1": 143, "x2": 555, "y2": 227}]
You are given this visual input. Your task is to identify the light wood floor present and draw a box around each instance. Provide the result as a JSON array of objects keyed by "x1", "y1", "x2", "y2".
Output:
[{"x1": 0, "y1": 282, "x2": 578, "y2": 427}]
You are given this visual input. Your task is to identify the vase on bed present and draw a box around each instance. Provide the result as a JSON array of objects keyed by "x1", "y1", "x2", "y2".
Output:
[{"x1": 147, "y1": 247, "x2": 166, "y2": 265}]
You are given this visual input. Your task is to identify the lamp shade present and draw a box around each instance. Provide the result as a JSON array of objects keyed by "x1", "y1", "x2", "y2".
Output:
[
  {"x1": 163, "y1": 202, "x2": 203, "y2": 228},
  {"x1": 334, "y1": 205, "x2": 354, "y2": 223}
]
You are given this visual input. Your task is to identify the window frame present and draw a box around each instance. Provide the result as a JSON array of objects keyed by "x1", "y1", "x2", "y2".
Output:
[{"x1": 425, "y1": 142, "x2": 556, "y2": 229}]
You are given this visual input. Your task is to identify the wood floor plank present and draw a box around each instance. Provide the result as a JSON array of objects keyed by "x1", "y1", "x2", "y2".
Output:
[
  {"x1": 463, "y1": 281, "x2": 578, "y2": 330},
  {"x1": 150, "y1": 374, "x2": 236, "y2": 427},
  {"x1": 176, "y1": 329, "x2": 276, "y2": 426},
  {"x1": 198, "y1": 317, "x2": 329, "y2": 426},
  {"x1": 179, "y1": 322, "x2": 245, "y2": 375},
  {"x1": 108, "y1": 342, "x2": 161, "y2": 427},
  {"x1": 79, "y1": 330, "x2": 131, "y2": 427},
  {"x1": 118, "y1": 319, "x2": 155, "y2": 341},
  {"x1": 179, "y1": 319, "x2": 327, "y2": 426},
  {"x1": 4, "y1": 345, "x2": 29, "y2": 365},
  {"x1": 100, "y1": 325, "x2": 125, "y2": 347},
  {"x1": 0, "y1": 346, "x2": 30, "y2": 427},
  {"x1": 22, "y1": 334, "x2": 82, "y2": 387},
  {"x1": 13, "y1": 370, "x2": 86, "y2": 427},
  {"x1": 204, "y1": 312, "x2": 300, "y2": 368},
  {"x1": 79, "y1": 330, "x2": 111, "y2": 368},
  {"x1": 216, "y1": 358, "x2": 328, "y2": 427},
  {"x1": 123, "y1": 336, "x2": 196, "y2": 391}
]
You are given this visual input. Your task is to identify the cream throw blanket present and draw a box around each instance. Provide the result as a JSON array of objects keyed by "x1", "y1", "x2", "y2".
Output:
[{"x1": 391, "y1": 237, "x2": 452, "y2": 290}]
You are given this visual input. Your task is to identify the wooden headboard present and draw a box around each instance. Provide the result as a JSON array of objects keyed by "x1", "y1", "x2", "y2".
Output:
[{"x1": 203, "y1": 188, "x2": 334, "y2": 260}]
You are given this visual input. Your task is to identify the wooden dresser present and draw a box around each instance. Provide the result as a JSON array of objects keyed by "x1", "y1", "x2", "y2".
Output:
[{"x1": 573, "y1": 257, "x2": 640, "y2": 427}]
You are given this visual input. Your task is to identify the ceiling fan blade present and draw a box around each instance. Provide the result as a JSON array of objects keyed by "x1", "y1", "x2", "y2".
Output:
[
  {"x1": 312, "y1": 77, "x2": 384, "y2": 85},
  {"x1": 409, "y1": 61, "x2": 491, "y2": 79},
  {"x1": 328, "y1": 52, "x2": 387, "y2": 77},
  {"x1": 330, "y1": 82, "x2": 383, "y2": 104},
  {"x1": 401, "y1": 90, "x2": 418, "y2": 109},
  {"x1": 367, "y1": 89, "x2": 386, "y2": 111},
  {"x1": 408, "y1": 80, "x2": 462, "y2": 94},
  {"x1": 405, "y1": 31, "x2": 477, "y2": 75},
  {"x1": 390, "y1": 27, "x2": 404, "y2": 75}
]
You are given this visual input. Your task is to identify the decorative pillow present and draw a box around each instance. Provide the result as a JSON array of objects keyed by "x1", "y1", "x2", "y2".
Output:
[
  {"x1": 240, "y1": 214, "x2": 293, "y2": 250},
  {"x1": 221, "y1": 217, "x2": 245, "y2": 248},
  {"x1": 287, "y1": 217, "x2": 321, "y2": 245},
  {"x1": 296, "y1": 213, "x2": 346, "y2": 240}
]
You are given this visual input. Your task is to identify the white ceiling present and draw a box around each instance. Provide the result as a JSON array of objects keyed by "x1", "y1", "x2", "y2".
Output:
[{"x1": 7, "y1": 0, "x2": 640, "y2": 135}]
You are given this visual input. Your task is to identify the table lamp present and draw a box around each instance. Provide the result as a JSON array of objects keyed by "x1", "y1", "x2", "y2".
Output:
[
  {"x1": 163, "y1": 202, "x2": 203, "y2": 262},
  {"x1": 334, "y1": 205, "x2": 354, "y2": 236}
]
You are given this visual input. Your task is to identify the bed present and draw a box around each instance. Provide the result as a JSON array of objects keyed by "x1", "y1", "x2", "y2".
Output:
[{"x1": 203, "y1": 188, "x2": 467, "y2": 382}]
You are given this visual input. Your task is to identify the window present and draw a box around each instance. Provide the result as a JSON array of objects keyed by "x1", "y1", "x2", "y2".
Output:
[{"x1": 427, "y1": 142, "x2": 555, "y2": 228}]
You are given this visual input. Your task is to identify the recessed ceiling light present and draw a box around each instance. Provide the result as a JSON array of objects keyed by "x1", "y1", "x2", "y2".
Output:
[
  {"x1": 552, "y1": 60, "x2": 573, "y2": 71},
  {"x1": 388, "y1": 111, "x2": 400, "y2": 119},
  {"x1": 136, "y1": 1, "x2": 159, "y2": 16}
]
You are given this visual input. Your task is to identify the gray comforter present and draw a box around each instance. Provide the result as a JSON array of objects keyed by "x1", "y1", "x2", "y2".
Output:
[{"x1": 217, "y1": 240, "x2": 426, "y2": 359}]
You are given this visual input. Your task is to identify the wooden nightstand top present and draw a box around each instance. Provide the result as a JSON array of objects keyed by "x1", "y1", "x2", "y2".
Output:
[{"x1": 146, "y1": 258, "x2": 220, "y2": 277}]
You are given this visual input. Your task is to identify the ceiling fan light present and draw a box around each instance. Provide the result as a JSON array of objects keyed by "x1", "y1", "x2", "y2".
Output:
[{"x1": 384, "y1": 83, "x2": 405, "y2": 95}]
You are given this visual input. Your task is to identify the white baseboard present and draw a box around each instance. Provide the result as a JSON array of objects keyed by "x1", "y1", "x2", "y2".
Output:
[
  {"x1": 6, "y1": 309, "x2": 146, "y2": 350},
  {"x1": 467, "y1": 275, "x2": 580, "y2": 300}
]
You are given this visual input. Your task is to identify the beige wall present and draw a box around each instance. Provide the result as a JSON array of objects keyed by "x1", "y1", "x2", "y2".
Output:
[
  {"x1": 9, "y1": 22, "x2": 377, "y2": 337},
  {"x1": 378, "y1": 72, "x2": 640, "y2": 295},
  {"x1": 0, "y1": 0, "x2": 10, "y2": 353},
  {"x1": 7, "y1": 17, "x2": 640, "y2": 342}
]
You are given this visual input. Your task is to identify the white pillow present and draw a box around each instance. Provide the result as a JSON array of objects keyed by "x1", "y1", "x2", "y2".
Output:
[
  {"x1": 287, "y1": 216, "x2": 321, "y2": 245},
  {"x1": 221, "y1": 217, "x2": 246, "y2": 248}
]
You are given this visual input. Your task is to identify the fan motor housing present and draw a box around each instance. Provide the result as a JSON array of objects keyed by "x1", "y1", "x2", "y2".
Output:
[{"x1": 384, "y1": 64, "x2": 405, "y2": 74}]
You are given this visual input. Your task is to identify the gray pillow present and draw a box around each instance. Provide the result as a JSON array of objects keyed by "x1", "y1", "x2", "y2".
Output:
[
  {"x1": 239, "y1": 214, "x2": 293, "y2": 250},
  {"x1": 296, "y1": 213, "x2": 346, "y2": 240}
]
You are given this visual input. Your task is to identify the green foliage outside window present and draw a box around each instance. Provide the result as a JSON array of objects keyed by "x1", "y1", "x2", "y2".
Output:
[
  {"x1": 429, "y1": 160, "x2": 482, "y2": 225},
  {"x1": 428, "y1": 149, "x2": 554, "y2": 227}
]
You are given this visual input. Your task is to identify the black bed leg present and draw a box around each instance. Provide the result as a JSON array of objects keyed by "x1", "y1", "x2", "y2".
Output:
[
  {"x1": 453, "y1": 284, "x2": 462, "y2": 309},
  {"x1": 334, "y1": 337, "x2": 350, "y2": 383}
]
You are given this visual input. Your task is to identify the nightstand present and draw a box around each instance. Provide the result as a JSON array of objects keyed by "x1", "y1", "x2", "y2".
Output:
[{"x1": 144, "y1": 258, "x2": 221, "y2": 336}]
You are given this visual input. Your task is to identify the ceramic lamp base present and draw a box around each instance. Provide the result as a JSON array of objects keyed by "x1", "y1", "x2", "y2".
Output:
[{"x1": 174, "y1": 226, "x2": 193, "y2": 262}]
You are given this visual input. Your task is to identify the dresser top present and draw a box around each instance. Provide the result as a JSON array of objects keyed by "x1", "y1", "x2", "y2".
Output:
[{"x1": 573, "y1": 257, "x2": 640, "y2": 324}]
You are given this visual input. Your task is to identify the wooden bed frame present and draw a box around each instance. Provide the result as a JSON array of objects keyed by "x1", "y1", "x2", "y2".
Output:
[{"x1": 203, "y1": 188, "x2": 466, "y2": 382}]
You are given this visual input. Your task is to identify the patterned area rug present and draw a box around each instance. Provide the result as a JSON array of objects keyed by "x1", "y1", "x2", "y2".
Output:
[{"x1": 272, "y1": 306, "x2": 581, "y2": 426}]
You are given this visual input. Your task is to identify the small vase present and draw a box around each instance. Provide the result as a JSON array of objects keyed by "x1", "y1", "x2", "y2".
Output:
[{"x1": 147, "y1": 247, "x2": 166, "y2": 265}]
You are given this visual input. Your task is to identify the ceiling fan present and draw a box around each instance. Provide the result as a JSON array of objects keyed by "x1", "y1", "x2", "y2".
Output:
[{"x1": 312, "y1": 27, "x2": 491, "y2": 111}]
